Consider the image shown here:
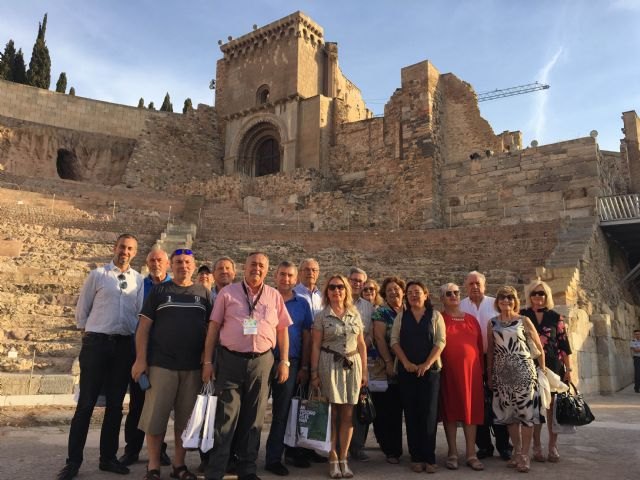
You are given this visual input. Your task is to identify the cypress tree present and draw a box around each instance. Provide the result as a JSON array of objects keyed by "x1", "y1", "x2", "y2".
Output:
[
  {"x1": 69, "y1": 86, "x2": 75, "y2": 96},
  {"x1": 0, "y1": 40, "x2": 17, "y2": 81},
  {"x1": 12, "y1": 49, "x2": 27, "y2": 84},
  {"x1": 160, "y1": 92, "x2": 173, "y2": 112},
  {"x1": 26, "y1": 13, "x2": 51, "y2": 89},
  {"x1": 55, "y1": 72, "x2": 67, "y2": 93},
  {"x1": 148, "y1": 101, "x2": 155, "y2": 110},
  {"x1": 137, "y1": 97, "x2": 145, "y2": 108},
  {"x1": 183, "y1": 98, "x2": 193, "y2": 114}
]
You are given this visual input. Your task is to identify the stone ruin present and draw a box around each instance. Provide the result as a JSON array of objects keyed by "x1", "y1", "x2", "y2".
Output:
[{"x1": 0, "y1": 11, "x2": 639, "y2": 396}]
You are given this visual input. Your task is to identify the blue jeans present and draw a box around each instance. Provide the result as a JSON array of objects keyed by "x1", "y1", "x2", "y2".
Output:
[
  {"x1": 265, "y1": 358, "x2": 300, "y2": 465},
  {"x1": 67, "y1": 333, "x2": 133, "y2": 466}
]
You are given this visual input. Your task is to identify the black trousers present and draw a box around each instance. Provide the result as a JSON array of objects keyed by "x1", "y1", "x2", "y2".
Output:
[
  {"x1": 634, "y1": 357, "x2": 640, "y2": 391},
  {"x1": 371, "y1": 384, "x2": 403, "y2": 458},
  {"x1": 67, "y1": 333, "x2": 134, "y2": 466},
  {"x1": 123, "y1": 376, "x2": 146, "y2": 455},
  {"x1": 398, "y1": 370, "x2": 440, "y2": 464}
]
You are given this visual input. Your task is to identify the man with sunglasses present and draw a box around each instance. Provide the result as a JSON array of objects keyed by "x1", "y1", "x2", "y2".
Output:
[
  {"x1": 57, "y1": 233, "x2": 144, "y2": 480},
  {"x1": 133, "y1": 248, "x2": 213, "y2": 480},
  {"x1": 202, "y1": 252, "x2": 292, "y2": 480},
  {"x1": 460, "y1": 271, "x2": 512, "y2": 461}
]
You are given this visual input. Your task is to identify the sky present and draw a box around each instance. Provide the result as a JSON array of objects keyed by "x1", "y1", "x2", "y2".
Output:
[{"x1": 1, "y1": 0, "x2": 639, "y2": 151}]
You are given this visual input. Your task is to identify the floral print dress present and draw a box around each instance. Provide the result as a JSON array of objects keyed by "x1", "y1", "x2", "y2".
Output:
[{"x1": 521, "y1": 308, "x2": 572, "y2": 376}]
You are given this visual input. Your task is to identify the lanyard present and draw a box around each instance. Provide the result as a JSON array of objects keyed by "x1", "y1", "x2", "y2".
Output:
[{"x1": 242, "y1": 282, "x2": 264, "y2": 316}]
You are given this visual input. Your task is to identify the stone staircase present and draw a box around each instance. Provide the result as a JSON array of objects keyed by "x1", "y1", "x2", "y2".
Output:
[{"x1": 545, "y1": 216, "x2": 598, "y2": 268}]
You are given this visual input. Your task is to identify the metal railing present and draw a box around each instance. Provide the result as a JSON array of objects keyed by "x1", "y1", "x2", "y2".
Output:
[{"x1": 597, "y1": 194, "x2": 640, "y2": 222}]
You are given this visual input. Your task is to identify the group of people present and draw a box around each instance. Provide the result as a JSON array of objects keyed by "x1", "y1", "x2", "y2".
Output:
[{"x1": 56, "y1": 233, "x2": 574, "y2": 480}]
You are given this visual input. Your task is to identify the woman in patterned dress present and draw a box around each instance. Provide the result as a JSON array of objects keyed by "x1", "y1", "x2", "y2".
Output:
[
  {"x1": 521, "y1": 280, "x2": 572, "y2": 463},
  {"x1": 487, "y1": 286, "x2": 545, "y2": 473},
  {"x1": 310, "y1": 274, "x2": 368, "y2": 479}
]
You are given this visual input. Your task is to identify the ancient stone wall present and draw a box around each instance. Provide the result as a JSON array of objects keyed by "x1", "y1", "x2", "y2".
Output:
[
  {"x1": 0, "y1": 79, "x2": 148, "y2": 138},
  {"x1": 622, "y1": 110, "x2": 640, "y2": 192}
]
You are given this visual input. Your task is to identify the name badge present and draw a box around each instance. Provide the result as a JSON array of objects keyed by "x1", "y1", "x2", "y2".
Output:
[{"x1": 243, "y1": 317, "x2": 258, "y2": 335}]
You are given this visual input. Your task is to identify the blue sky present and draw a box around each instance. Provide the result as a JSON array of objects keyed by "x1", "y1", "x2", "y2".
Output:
[{"x1": 1, "y1": 0, "x2": 639, "y2": 151}]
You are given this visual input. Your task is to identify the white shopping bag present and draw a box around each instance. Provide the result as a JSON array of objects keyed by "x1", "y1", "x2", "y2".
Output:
[
  {"x1": 284, "y1": 396, "x2": 301, "y2": 448},
  {"x1": 200, "y1": 392, "x2": 218, "y2": 452},
  {"x1": 537, "y1": 367, "x2": 551, "y2": 410},
  {"x1": 181, "y1": 382, "x2": 212, "y2": 448},
  {"x1": 551, "y1": 397, "x2": 577, "y2": 435},
  {"x1": 295, "y1": 393, "x2": 331, "y2": 453}
]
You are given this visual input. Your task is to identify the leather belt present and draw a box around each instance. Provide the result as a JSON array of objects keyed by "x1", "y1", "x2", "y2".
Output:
[{"x1": 222, "y1": 345, "x2": 270, "y2": 359}]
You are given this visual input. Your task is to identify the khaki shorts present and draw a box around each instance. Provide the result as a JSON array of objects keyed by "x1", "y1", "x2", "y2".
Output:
[{"x1": 138, "y1": 366, "x2": 201, "y2": 435}]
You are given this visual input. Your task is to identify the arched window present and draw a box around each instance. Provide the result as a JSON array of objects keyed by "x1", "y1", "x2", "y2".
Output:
[
  {"x1": 237, "y1": 121, "x2": 281, "y2": 177},
  {"x1": 256, "y1": 84, "x2": 270, "y2": 105}
]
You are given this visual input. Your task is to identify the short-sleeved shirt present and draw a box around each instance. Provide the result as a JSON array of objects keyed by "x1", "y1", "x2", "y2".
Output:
[
  {"x1": 312, "y1": 306, "x2": 363, "y2": 354},
  {"x1": 631, "y1": 338, "x2": 640, "y2": 358},
  {"x1": 211, "y1": 281, "x2": 292, "y2": 353},
  {"x1": 274, "y1": 292, "x2": 313, "y2": 360},
  {"x1": 140, "y1": 281, "x2": 212, "y2": 371}
]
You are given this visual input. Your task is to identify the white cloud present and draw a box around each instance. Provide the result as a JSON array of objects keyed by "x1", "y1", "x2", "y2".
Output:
[{"x1": 531, "y1": 48, "x2": 564, "y2": 143}]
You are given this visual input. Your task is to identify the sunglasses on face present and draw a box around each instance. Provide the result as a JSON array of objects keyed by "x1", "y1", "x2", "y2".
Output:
[
  {"x1": 445, "y1": 290, "x2": 460, "y2": 297},
  {"x1": 362, "y1": 287, "x2": 376, "y2": 292},
  {"x1": 172, "y1": 249, "x2": 194, "y2": 256},
  {"x1": 497, "y1": 294, "x2": 516, "y2": 301},
  {"x1": 530, "y1": 290, "x2": 546, "y2": 297},
  {"x1": 117, "y1": 273, "x2": 127, "y2": 290},
  {"x1": 328, "y1": 284, "x2": 346, "y2": 291}
]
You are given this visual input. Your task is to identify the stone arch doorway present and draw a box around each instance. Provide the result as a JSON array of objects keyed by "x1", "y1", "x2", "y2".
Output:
[
  {"x1": 56, "y1": 149, "x2": 82, "y2": 180},
  {"x1": 237, "y1": 122, "x2": 282, "y2": 177}
]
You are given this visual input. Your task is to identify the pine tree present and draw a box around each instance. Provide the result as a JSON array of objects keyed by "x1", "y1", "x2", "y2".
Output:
[
  {"x1": 0, "y1": 40, "x2": 17, "y2": 81},
  {"x1": 55, "y1": 72, "x2": 67, "y2": 93},
  {"x1": 183, "y1": 98, "x2": 193, "y2": 114},
  {"x1": 137, "y1": 98, "x2": 145, "y2": 108},
  {"x1": 69, "y1": 86, "x2": 75, "y2": 96},
  {"x1": 12, "y1": 49, "x2": 27, "y2": 84},
  {"x1": 148, "y1": 101, "x2": 155, "y2": 110},
  {"x1": 26, "y1": 13, "x2": 51, "y2": 89},
  {"x1": 160, "y1": 92, "x2": 173, "y2": 112}
]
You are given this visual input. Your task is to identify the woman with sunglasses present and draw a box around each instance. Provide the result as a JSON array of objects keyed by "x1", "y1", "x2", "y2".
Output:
[
  {"x1": 520, "y1": 280, "x2": 572, "y2": 463},
  {"x1": 361, "y1": 279, "x2": 383, "y2": 309},
  {"x1": 487, "y1": 286, "x2": 545, "y2": 473},
  {"x1": 439, "y1": 283, "x2": 484, "y2": 471},
  {"x1": 310, "y1": 274, "x2": 368, "y2": 479},
  {"x1": 390, "y1": 281, "x2": 445, "y2": 474}
]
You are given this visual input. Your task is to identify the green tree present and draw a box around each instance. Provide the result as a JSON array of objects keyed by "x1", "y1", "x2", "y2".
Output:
[
  {"x1": 69, "y1": 86, "x2": 75, "y2": 96},
  {"x1": 148, "y1": 101, "x2": 155, "y2": 110},
  {"x1": 55, "y1": 72, "x2": 67, "y2": 93},
  {"x1": 0, "y1": 39, "x2": 17, "y2": 80},
  {"x1": 182, "y1": 98, "x2": 193, "y2": 114},
  {"x1": 160, "y1": 92, "x2": 173, "y2": 112},
  {"x1": 137, "y1": 97, "x2": 145, "y2": 108},
  {"x1": 12, "y1": 49, "x2": 27, "y2": 84},
  {"x1": 26, "y1": 13, "x2": 51, "y2": 89}
]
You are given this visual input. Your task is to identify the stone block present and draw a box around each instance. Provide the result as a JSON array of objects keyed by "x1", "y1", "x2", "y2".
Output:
[{"x1": 39, "y1": 374, "x2": 75, "y2": 394}]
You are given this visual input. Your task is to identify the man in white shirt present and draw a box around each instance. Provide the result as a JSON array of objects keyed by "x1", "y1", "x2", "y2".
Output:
[
  {"x1": 460, "y1": 271, "x2": 512, "y2": 461},
  {"x1": 293, "y1": 258, "x2": 323, "y2": 318}
]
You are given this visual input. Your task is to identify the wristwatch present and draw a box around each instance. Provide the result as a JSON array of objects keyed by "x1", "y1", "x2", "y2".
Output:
[{"x1": 280, "y1": 360, "x2": 291, "y2": 367}]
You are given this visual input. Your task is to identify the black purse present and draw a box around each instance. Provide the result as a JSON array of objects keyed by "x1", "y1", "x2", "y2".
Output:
[
  {"x1": 554, "y1": 382, "x2": 595, "y2": 426},
  {"x1": 356, "y1": 387, "x2": 376, "y2": 424}
]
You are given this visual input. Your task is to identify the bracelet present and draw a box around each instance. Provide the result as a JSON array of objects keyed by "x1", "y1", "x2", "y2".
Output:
[{"x1": 203, "y1": 361, "x2": 212, "y2": 365}]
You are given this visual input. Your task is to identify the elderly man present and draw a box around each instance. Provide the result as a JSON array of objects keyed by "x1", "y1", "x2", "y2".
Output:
[
  {"x1": 132, "y1": 248, "x2": 213, "y2": 480},
  {"x1": 265, "y1": 261, "x2": 313, "y2": 476},
  {"x1": 293, "y1": 258, "x2": 323, "y2": 318},
  {"x1": 211, "y1": 256, "x2": 237, "y2": 303},
  {"x1": 348, "y1": 267, "x2": 374, "y2": 462},
  {"x1": 202, "y1": 252, "x2": 292, "y2": 480},
  {"x1": 460, "y1": 271, "x2": 512, "y2": 461},
  {"x1": 57, "y1": 234, "x2": 144, "y2": 480},
  {"x1": 197, "y1": 264, "x2": 215, "y2": 291},
  {"x1": 119, "y1": 247, "x2": 172, "y2": 467}
]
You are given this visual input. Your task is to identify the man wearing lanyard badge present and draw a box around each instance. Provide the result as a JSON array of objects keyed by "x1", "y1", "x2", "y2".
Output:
[{"x1": 202, "y1": 252, "x2": 292, "y2": 480}]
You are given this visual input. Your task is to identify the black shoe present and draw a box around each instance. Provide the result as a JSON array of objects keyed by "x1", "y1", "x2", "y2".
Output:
[
  {"x1": 476, "y1": 448, "x2": 494, "y2": 459},
  {"x1": 118, "y1": 452, "x2": 139, "y2": 467},
  {"x1": 499, "y1": 448, "x2": 513, "y2": 461},
  {"x1": 350, "y1": 450, "x2": 370, "y2": 462},
  {"x1": 99, "y1": 458, "x2": 130, "y2": 475},
  {"x1": 306, "y1": 450, "x2": 328, "y2": 463},
  {"x1": 56, "y1": 463, "x2": 79, "y2": 480},
  {"x1": 238, "y1": 475, "x2": 262, "y2": 480},
  {"x1": 265, "y1": 462, "x2": 289, "y2": 476},
  {"x1": 160, "y1": 443, "x2": 171, "y2": 467},
  {"x1": 226, "y1": 455, "x2": 238, "y2": 474},
  {"x1": 284, "y1": 455, "x2": 311, "y2": 468}
]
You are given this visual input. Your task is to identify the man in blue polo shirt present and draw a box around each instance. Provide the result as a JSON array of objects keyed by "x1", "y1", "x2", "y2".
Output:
[{"x1": 265, "y1": 261, "x2": 313, "y2": 476}]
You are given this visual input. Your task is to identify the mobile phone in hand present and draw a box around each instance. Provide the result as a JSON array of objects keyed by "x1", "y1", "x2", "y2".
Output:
[{"x1": 138, "y1": 373, "x2": 151, "y2": 391}]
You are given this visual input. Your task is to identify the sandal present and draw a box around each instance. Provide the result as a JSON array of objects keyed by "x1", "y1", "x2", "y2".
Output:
[
  {"x1": 548, "y1": 446, "x2": 560, "y2": 463},
  {"x1": 170, "y1": 465, "x2": 196, "y2": 480},
  {"x1": 425, "y1": 463, "x2": 438, "y2": 474},
  {"x1": 445, "y1": 455, "x2": 458, "y2": 470},
  {"x1": 507, "y1": 453, "x2": 520, "y2": 468},
  {"x1": 466, "y1": 457, "x2": 484, "y2": 471},
  {"x1": 517, "y1": 455, "x2": 530, "y2": 473},
  {"x1": 329, "y1": 460, "x2": 342, "y2": 479},
  {"x1": 410, "y1": 462, "x2": 425, "y2": 473},
  {"x1": 385, "y1": 456, "x2": 400, "y2": 464},
  {"x1": 145, "y1": 469, "x2": 161, "y2": 480},
  {"x1": 533, "y1": 445, "x2": 546, "y2": 462},
  {"x1": 339, "y1": 460, "x2": 353, "y2": 479}
]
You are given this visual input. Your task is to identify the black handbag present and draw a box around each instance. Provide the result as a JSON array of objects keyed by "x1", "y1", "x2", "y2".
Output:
[
  {"x1": 554, "y1": 382, "x2": 595, "y2": 426},
  {"x1": 356, "y1": 387, "x2": 376, "y2": 424}
]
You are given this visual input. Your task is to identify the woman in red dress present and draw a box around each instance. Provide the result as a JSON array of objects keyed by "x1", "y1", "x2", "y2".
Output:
[{"x1": 439, "y1": 282, "x2": 485, "y2": 471}]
